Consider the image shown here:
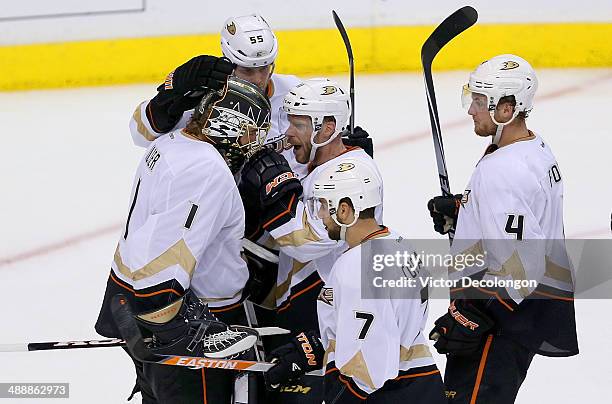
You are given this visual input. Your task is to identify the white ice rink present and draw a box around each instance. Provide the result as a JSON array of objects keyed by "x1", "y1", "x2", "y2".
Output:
[{"x1": 1, "y1": 69, "x2": 611, "y2": 403}]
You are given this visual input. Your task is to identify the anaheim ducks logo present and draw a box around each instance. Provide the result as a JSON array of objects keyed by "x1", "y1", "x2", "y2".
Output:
[
  {"x1": 336, "y1": 162, "x2": 355, "y2": 172},
  {"x1": 321, "y1": 86, "x2": 337, "y2": 95},
  {"x1": 501, "y1": 61, "x2": 519, "y2": 70},
  {"x1": 226, "y1": 22, "x2": 236, "y2": 35},
  {"x1": 461, "y1": 189, "x2": 471, "y2": 207},
  {"x1": 317, "y1": 287, "x2": 334, "y2": 306}
]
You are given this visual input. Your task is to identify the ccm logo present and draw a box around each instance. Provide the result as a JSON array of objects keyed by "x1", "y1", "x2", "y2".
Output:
[
  {"x1": 266, "y1": 172, "x2": 296, "y2": 195},
  {"x1": 296, "y1": 332, "x2": 317, "y2": 366}
]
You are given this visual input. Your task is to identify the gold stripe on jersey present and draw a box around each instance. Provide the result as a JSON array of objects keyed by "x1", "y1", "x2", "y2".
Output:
[
  {"x1": 114, "y1": 239, "x2": 197, "y2": 282},
  {"x1": 400, "y1": 344, "x2": 433, "y2": 362},
  {"x1": 323, "y1": 339, "x2": 336, "y2": 366},
  {"x1": 136, "y1": 296, "x2": 183, "y2": 323},
  {"x1": 485, "y1": 250, "x2": 531, "y2": 297},
  {"x1": 450, "y1": 240, "x2": 484, "y2": 273},
  {"x1": 199, "y1": 290, "x2": 242, "y2": 304},
  {"x1": 544, "y1": 257, "x2": 573, "y2": 284},
  {"x1": 275, "y1": 260, "x2": 309, "y2": 302},
  {"x1": 274, "y1": 208, "x2": 321, "y2": 248},
  {"x1": 340, "y1": 350, "x2": 376, "y2": 391},
  {"x1": 132, "y1": 102, "x2": 158, "y2": 142}
]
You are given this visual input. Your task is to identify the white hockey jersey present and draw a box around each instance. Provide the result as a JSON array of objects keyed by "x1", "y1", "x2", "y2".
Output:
[
  {"x1": 269, "y1": 147, "x2": 383, "y2": 307},
  {"x1": 451, "y1": 133, "x2": 574, "y2": 306},
  {"x1": 317, "y1": 227, "x2": 436, "y2": 394},
  {"x1": 111, "y1": 129, "x2": 248, "y2": 308},
  {"x1": 128, "y1": 73, "x2": 307, "y2": 178}
]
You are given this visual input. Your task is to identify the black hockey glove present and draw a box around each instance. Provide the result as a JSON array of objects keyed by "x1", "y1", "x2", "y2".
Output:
[
  {"x1": 265, "y1": 330, "x2": 325, "y2": 391},
  {"x1": 239, "y1": 147, "x2": 303, "y2": 232},
  {"x1": 147, "y1": 55, "x2": 235, "y2": 133},
  {"x1": 429, "y1": 299, "x2": 494, "y2": 356},
  {"x1": 427, "y1": 194, "x2": 462, "y2": 235},
  {"x1": 242, "y1": 243, "x2": 279, "y2": 305},
  {"x1": 341, "y1": 126, "x2": 374, "y2": 158}
]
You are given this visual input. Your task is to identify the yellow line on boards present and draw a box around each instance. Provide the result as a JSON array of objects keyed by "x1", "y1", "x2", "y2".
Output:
[{"x1": 1, "y1": 23, "x2": 610, "y2": 91}]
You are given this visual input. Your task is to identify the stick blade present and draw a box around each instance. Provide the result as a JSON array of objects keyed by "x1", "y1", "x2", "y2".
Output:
[
  {"x1": 421, "y1": 6, "x2": 478, "y2": 66},
  {"x1": 331, "y1": 10, "x2": 353, "y2": 60}
]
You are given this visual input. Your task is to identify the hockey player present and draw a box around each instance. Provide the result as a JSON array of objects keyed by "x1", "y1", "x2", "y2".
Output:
[
  {"x1": 238, "y1": 78, "x2": 383, "y2": 402},
  {"x1": 128, "y1": 13, "x2": 306, "y2": 175},
  {"x1": 95, "y1": 77, "x2": 272, "y2": 403},
  {"x1": 427, "y1": 54, "x2": 578, "y2": 403},
  {"x1": 310, "y1": 158, "x2": 446, "y2": 403}
]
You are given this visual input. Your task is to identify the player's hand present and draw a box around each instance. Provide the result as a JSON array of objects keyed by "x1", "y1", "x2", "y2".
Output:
[
  {"x1": 429, "y1": 299, "x2": 494, "y2": 356},
  {"x1": 239, "y1": 147, "x2": 302, "y2": 232},
  {"x1": 264, "y1": 331, "x2": 324, "y2": 391},
  {"x1": 427, "y1": 194, "x2": 462, "y2": 235},
  {"x1": 341, "y1": 126, "x2": 373, "y2": 158},
  {"x1": 158, "y1": 55, "x2": 235, "y2": 95},
  {"x1": 161, "y1": 55, "x2": 235, "y2": 117}
]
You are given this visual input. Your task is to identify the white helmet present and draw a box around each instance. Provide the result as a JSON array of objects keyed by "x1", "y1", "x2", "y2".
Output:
[
  {"x1": 310, "y1": 158, "x2": 381, "y2": 240},
  {"x1": 462, "y1": 54, "x2": 538, "y2": 144},
  {"x1": 221, "y1": 14, "x2": 278, "y2": 67},
  {"x1": 282, "y1": 78, "x2": 351, "y2": 162}
]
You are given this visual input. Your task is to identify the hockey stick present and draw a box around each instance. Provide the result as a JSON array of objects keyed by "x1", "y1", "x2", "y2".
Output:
[
  {"x1": 421, "y1": 6, "x2": 478, "y2": 241},
  {"x1": 332, "y1": 10, "x2": 354, "y2": 134},
  {"x1": 0, "y1": 327, "x2": 288, "y2": 353}
]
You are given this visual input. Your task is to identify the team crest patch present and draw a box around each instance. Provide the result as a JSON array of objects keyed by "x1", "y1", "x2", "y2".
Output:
[
  {"x1": 461, "y1": 189, "x2": 471, "y2": 207},
  {"x1": 501, "y1": 61, "x2": 519, "y2": 70},
  {"x1": 336, "y1": 162, "x2": 355, "y2": 172},
  {"x1": 318, "y1": 287, "x2": 334, "y2": 306},
  {"x1": 321, "y1": 86, "x2": 337, "y2": 95},
  {"x1": 226, "y1": 22, "x2": 236, "y2": 35}
]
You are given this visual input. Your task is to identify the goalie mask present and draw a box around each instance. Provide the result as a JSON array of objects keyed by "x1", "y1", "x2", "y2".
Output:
[
  {"x1": 194, "y1": 77, "x2": 271, "y2": 173},
  {"x1": 309, "y1": 158, "x2": 381, "y2": 240}
]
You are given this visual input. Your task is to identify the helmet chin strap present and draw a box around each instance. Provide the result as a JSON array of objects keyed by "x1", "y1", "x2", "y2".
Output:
[
  {"x1": 308, "y1": 128, "x2": 342, "y2": 162},
  {"x1": 332, "y1": 213, "x2": 359, "y2": 241},
  {"x1": 490, "y1": 109, "x2": 520, "y2": 145}
]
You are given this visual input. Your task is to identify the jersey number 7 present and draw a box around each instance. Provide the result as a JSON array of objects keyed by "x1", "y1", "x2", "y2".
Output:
[{"x1": 355, "y1": 311, "x2": 374, "y2": 340}]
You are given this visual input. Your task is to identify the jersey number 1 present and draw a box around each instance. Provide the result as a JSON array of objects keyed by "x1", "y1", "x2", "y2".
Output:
[{"x1": 355, "y1": 311, "x2": 374, "y2": 340}]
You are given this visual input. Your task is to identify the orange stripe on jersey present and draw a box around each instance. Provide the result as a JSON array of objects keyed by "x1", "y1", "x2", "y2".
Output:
[
  {"x1": 533, "y1": 290, "x2": 574, "y2": 302},
  {"x1": 201, "y1": 369, "x2": 207, "y2": 404},
  {"x1": 325, "y1": 367, "x2": 339, "y2": 375},
  {"x1": 338, "y1": 374, "x2": 367, "y2": 400},
  {"x1": 361, "y1": 226, "x2": 389, "y2": 243},
  {"x1": 277, "y1": 278, "x2": 323, "y2": 314},
  {"x1": 109, "y1": 272, "x2": 182, "y2": 298},
  {"x1": 395, "y1": 369, "x2": 440, "y2": 380},
  {"x1": 470, "y1": 334, "x2": 494, "y2": 404},
  {"x1": 210, "y1": 301, "x2": 243, "y2": 313}
]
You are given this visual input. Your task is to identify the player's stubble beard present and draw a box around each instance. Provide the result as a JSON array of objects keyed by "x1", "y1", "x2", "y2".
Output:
[
  {"x1": 324, "y1": 220, "x2": 341, "y2": 241},
  {"x1": 473, "y1": 115, "x2": 497, "y2": 138}
]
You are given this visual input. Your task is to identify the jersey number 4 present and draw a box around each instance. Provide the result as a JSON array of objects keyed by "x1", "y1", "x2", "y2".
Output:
[
  {"x1": 355, "y1": 311, "x2": 374, "y2": 340},
  {"x1": 505, "y1": 214, "x2": 525, "y2": 240}
]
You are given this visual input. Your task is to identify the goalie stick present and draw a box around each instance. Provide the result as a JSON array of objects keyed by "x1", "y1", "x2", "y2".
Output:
[
  {"x1": 0, "y1": 327, "x2": 289, "y2": 353},
  {"x1": 421, "y1": 6, "x2": 478, "y2": 241}
]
